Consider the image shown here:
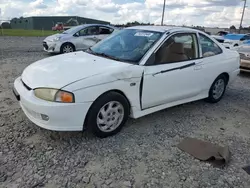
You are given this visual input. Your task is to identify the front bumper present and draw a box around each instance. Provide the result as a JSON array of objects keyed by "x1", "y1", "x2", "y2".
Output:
[
  {"x1": 240, "y1": 59, "x2": 250, "y2": 72},
  {"x1": 13, "y1": 77, "x2": 92, "y2": 131},
  {"x1": 43, "y1": 40, "x2": 61, "y2": 53}
]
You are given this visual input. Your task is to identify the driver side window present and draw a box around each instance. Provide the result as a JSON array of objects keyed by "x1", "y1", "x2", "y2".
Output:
[{"x1": 154, "y1": 33, "x2": 198, "y2": 65}]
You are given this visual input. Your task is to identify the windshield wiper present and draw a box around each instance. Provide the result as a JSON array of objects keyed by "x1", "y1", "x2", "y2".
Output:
[
  {"x1": 95, "y1": 52, "x2": 123, "y2": 61},
  {"x1": 84, "y1": 48, "x2": 136, "y2": 64},
  {"x1": 86, "y1": 49, "x2": 123, "y2": 61}
]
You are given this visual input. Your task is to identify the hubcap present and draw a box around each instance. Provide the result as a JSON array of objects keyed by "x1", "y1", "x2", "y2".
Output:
[
  {"x1": 212, "y1": 79, "x2": 225, "y2": 99},
  {"x1": 63, "y1": 45, "x2": 73, "y2": 53},
  {"x1": 97, "y1": 101, "x2": 124, "y2": 133}
]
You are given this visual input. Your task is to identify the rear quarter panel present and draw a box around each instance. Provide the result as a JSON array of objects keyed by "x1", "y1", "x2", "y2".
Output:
[{"x1": 201, "y1": 48, "x2": 239, "y2": 91}]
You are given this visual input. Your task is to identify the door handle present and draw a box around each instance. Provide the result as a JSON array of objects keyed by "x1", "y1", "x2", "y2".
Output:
[
  {"x1": 194, "y1": 61, "x2": 203, "y2": 70},
  {"x1": 194, "y1": 64, "x2": 202, "y2": 70}
]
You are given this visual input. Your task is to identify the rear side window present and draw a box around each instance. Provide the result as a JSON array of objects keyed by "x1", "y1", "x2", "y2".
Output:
[
  {"x1": 79, "y1": 26, "x2": 98, "y2": 36},
  {"x1": 99, "y1": 27, "x2": 113, "y2": 34},
  {"x1": 199, "y1": 34, "x2": 222, "y2": 57}
]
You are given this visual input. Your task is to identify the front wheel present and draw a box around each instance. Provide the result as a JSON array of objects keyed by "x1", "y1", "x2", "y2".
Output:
[
  {"x1": 60, "y1": 43, "x2": 75, "y2": 54},
  {"x1": 205, "y1": 75, "x2": 227, "y2": 103},
  {"x1": 86, "y1": 92, "x2": 129, "y2": 138}
]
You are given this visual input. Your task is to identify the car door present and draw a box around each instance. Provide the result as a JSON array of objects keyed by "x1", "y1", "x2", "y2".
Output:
[
  {"x1": 141, "y1": 32, "x2": 203, "y2": 109},
  {"x1": 75, "y1": 26, "x2": 100, "y2": 50}
]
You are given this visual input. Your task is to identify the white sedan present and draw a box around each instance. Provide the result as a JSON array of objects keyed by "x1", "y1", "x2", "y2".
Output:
[
  {"x1": 43, "y1": 24, "x2": 118, "y2": 54},
  {"x1": 13, "y1": 26, "x2": 240, "y2": 138}
]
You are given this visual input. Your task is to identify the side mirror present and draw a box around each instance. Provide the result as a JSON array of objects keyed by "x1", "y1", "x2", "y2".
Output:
[
  {"x1": 74, "y1": 32, "x2": 80, "y2": 37},
  {"x1": 240, "y1": 38, "x2": 245, "y2": 41}
]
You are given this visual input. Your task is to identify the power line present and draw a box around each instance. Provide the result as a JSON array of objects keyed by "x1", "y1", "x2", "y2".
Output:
[
  {"x1": 161, "y1": 0, "x2": 166, "y2": 26},
  {"x1": 239, "y1": 0, "x2": 247, "y2": 33}
]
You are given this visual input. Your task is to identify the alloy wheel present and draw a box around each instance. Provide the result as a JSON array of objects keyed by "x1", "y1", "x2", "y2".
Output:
[{"x1": 96, "y1": 101, "x2": 124, "y2": 133}]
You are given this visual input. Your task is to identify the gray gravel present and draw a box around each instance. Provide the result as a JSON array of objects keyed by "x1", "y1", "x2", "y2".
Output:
[{"x1": 0, "y1": 36, "x2": 250, "y2": 188}]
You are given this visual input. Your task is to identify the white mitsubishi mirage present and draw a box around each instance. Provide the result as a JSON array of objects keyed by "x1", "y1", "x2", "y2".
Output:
[{"x1": 13, "y1": 26, "x2": 240, "y2": 138}]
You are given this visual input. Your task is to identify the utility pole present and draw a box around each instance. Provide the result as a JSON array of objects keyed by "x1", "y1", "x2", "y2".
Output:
[
  {"x1": 239, "y1": 0, "x2": 247, "y2": 33},
  {"x1": 161, "y1": 0, "x2": 166, "y2": 26}
]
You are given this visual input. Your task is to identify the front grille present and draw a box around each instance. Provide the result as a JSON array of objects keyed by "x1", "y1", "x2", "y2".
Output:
[
  {"x1": 43, "y1": 42, "x2": 48, "y2": 50},
  {"x1": 21, "y1": 80, "x2": 32, "y2": 91}
]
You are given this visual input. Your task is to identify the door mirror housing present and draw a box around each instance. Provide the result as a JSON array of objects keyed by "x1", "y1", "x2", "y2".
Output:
[
  {"x1": 240, "y1": 38, "x2": 245, "y2": 41},
  {"x1": 74, "y1": 32, "x2": 80, "y2": 37}
]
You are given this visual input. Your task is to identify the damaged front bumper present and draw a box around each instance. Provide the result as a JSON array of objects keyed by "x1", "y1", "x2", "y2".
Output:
[{"x1": 43, "y1": 40, "x2": 61, "y2": 53}]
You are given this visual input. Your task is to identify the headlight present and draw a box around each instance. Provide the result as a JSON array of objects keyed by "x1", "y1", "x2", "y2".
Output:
[
  {"x1": 34, "y1": 88, "x2": 74, "y2": 103},
  {"x1": 53, "y1": 37, "x2": 61, "y2": 42}
]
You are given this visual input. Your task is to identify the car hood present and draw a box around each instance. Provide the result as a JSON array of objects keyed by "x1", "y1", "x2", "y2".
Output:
[
  {"x1": 21, "y1": 51, "x2": 131, "y2": 89},
  {"x1": 44, "y1": 33, "x2": 68, "y2": 42}
]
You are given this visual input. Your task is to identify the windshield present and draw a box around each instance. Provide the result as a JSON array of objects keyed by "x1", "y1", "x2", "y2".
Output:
[
  {"x1": 90, "y1": 29, "x2": 163, "y2": 63},
  {"x1": 62, "y1": 25, "x2": 84, "y2": 34}
]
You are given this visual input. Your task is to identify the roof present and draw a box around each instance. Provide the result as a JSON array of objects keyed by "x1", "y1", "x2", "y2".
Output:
[
  {"x1": 124, "y1": 25, "x2": 202, "y2": 33},
  {"x1": 77, "y1": 24, "x2": 117, "y2": 29}
]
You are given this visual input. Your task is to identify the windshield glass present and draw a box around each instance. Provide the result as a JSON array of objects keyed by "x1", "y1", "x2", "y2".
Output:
[
  {"x1": 90, "y1": 29, "x2": 163, "y2": 63},
  {"x1": 62, "y1": 25, "x2": 84, "y2": 34}
]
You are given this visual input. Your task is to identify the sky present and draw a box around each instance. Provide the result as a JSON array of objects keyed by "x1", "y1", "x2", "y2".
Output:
[{"x1": 0, "y1": 0, "x2": 249, "y2": 28}]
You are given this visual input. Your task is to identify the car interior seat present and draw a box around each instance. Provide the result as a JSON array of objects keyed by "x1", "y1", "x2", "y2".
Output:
[{"x1": 157, "y1": 42, "x2": 189, "y2": 64}]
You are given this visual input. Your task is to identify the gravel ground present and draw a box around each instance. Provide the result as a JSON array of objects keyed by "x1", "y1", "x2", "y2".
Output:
[{"x1": 0, "y1": 36, "x2": 250, "y2": 188}]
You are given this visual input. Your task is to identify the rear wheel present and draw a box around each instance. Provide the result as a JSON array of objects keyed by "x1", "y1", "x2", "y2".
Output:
[
  {"x1": 61, "y1": 43, "x2": 75, "y2": 54},
  {"x1": 86, "y1": 92, "x2": 129, "y2": 138},
  {"x1": 206, "y1": 74, "x2": 227, "y2": 103}
]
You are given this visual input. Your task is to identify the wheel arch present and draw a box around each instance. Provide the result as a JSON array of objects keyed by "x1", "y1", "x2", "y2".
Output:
[
  {"x1": 220, "y1": 72, "x2": 229, "y2": 84},
  {"x1": 60, "y1": 42, "x2": 76, "y2": 53},
  {"x1": 83, "y1": 89, "x2": 131, "y2": 130}
]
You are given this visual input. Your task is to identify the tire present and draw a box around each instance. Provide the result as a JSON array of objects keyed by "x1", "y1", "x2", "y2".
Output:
[
  {"x1": 60, "y1": 43, "x2": 75, "y2": 54},
  {"x1": 234, "y1": 44, "x2": 238, "y2": 47},
  {"x1": 205, "y1": 74, "x2": 228, "y2": 103},
  {"x1": 86, "y1": 92, "x2": 129, "y2": 138}
]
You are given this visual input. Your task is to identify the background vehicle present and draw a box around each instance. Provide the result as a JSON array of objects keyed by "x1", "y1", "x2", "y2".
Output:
[
  {"x1": 223, "y1": 34, "x2": 250, "y2": 49},
  {"x1": 211, "y1": 35, "x2": 224, "y2": 43},
  {"x1": 14, "y1": 26, "x2": 240, "y2": 138},
  {"x1": 216, "y1": 31, "x2": 229, "y2": 36},
  {"x1": 235, "y1": 45, "x2": 250, "y2": 72},
  {"x1": 43, "y1": 24, "x2": 118, "y2": 54},
  {"x1": 52, "y1": 18, "x2": 79, "y2": 31},
  {"x1": 52, "y1": 22, "x2": 64, "y2": 31}
]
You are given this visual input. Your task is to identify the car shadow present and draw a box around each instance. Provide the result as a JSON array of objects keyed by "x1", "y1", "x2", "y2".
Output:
[{"x1": 239, "y1": 71, "x2": 250, "y2": 78}]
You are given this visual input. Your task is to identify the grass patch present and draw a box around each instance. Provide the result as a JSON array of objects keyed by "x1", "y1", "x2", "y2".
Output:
[{"x1": 0, "y1": 29, "x2": 61, "y2": 37}]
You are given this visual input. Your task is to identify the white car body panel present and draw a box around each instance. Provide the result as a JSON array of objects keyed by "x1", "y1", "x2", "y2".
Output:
[
  {"x1": 14, "y1": 77, "x2": 92, "y2": 131},
  {"x1": 21, "y1": 52, "x2": 131, "y2": 89},
  {"x1": 14, "y1": 26, "x2": 240, "y2": 131},
  {"x1": 142, "y1": 59, "x2": 203, "y2": 109}
]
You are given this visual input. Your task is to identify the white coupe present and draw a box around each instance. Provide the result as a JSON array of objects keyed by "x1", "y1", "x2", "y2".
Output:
[{"x1": 13, "y1": 26, "x2": 240, "y2": 138}]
